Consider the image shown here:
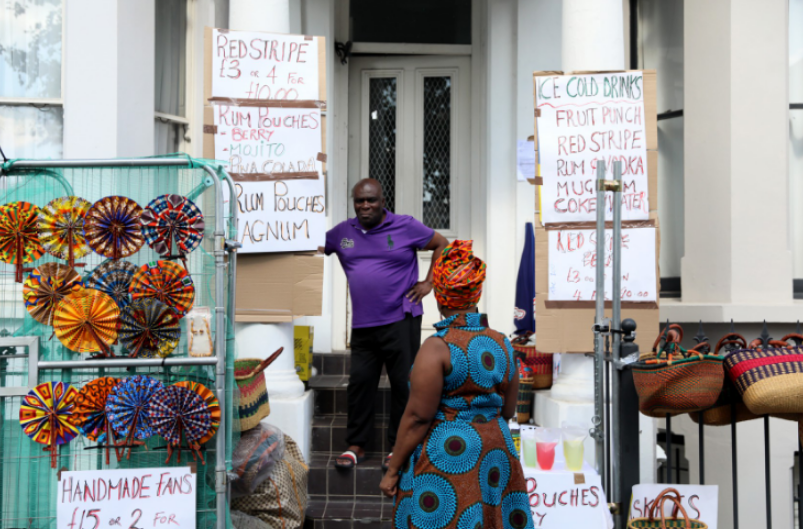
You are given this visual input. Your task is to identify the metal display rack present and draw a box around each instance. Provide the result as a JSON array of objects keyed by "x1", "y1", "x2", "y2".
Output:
[{"x1": 0, "y1": 156, "x2": 239, "y2": 529}]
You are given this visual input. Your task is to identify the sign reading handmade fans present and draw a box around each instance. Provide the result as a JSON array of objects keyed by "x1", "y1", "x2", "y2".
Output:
[
  {"x1": 206, "y1": 28, "x2": 326, "y2": 253},
  {"x1": 213, "y1": 105, "x2": 325, "y2": 252},
  {"x1": 546, "y1": 227, "x2": 657, "y2": 302},
  {"x1": 536, "y1": 72, "x2": 649, "y2": 223},
  {"x1": 57, "y1": 467, "x2": 196, "y2": 529}
]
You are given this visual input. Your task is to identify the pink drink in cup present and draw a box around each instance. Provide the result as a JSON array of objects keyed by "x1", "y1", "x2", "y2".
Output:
[
  {"x1": 536, "y1": 441, "x2": 558, "y2": 470},
  {"x1": 533, "y1": 428, "x2": 561, "y2": 471}
]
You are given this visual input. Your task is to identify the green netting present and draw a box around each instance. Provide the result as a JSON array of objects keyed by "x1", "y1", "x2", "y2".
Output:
[{"x1": 0, "y1": 155, "x2": 239, "y2": 529}]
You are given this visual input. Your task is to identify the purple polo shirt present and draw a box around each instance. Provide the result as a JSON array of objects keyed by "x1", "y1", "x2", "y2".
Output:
[{"x1": 325, "y1": 210, "x2": 435, "y2": 328}]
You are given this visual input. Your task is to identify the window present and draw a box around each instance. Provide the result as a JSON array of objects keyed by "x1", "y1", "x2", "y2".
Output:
[
  {"x1": 349, "y1": 0, "x2": 471, "y2": 45},
  {"x1": 0, "y1": 0, "x2": 63, "y2": 159},
  {"x1": 154, "y1": 0, "x2": 189, "y2": 155},
  {"x1": 635, "y1": 0, "x2": 684, "y2": 297}
]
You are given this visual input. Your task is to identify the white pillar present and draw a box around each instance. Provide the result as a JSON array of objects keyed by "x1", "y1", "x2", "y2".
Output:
[
  {"x1": 534, "y1": 0, "x2": 625, "y2": 467},
  {"x1": 235, "y1": 322, "x2": 304, "y2": 398},
  {"x1": 230, "y1": 0, "x2": 290, "y2": 33}
]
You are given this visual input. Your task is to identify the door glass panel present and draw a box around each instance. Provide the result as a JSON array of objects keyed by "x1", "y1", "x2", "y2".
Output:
[
  {"x1": 368, "y1": 77, "x2": 397, "y2": 211},
  {"x1": 350, "y1": 0, "x2": 471, "y2": 45},
  {"x1": 423, "y1": 76, "x2": 451, "y2": 230}
]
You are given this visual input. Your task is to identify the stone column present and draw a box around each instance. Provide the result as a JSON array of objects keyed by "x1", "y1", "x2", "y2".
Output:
[{"x1": 534, "y1": 0, "x2": 625, "y2": 467}]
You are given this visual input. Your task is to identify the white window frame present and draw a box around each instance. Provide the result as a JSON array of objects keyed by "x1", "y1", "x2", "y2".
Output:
[
  {"x1": 154, "y1": 0, "x2": 194, "y2": 153},
  {"x1": 0, "y1": 1, "x2": 66, "y2": 151}
]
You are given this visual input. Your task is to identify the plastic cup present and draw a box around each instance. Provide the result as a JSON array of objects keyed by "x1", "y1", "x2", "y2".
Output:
[
  {"x1": 561, "y1": 423, "x2": 589, "y2": 471},
  {"x1": 520, "y1": 426, "x2": 537, "y2": 468},
  {"x1": 534, "y1": 428, "x2": 560, "y2": 471}
]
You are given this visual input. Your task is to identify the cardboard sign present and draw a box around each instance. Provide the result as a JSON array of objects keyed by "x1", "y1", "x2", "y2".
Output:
[
  {"x1": 213, "y1": 105, "x2": 326, "y2": 252},
  {"x1": 57, "y1": 467, "x2": 196, "y2": 529},
  {"x1": 547, "y1": 227, "x2": 657, "y2": 302},
  {"x1": 536, "y1": 72, "x2": 649, "y2": 223},
  {"x1": 629, "y1": 484, "x2": 719, "y2": 529},
  {"x1": 523, "y1": 469, "x2": 612, "y2": 528},
  {"x1": 210, "y1": 29, "x2": 322, "y2": 101}
]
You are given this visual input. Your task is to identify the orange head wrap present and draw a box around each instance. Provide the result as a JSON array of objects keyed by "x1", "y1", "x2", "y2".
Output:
[{"x1": 432, "y1": 240, "x2": 487, "y2": 310}]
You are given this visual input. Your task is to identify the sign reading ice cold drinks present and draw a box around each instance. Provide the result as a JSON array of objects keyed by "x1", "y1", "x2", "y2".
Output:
[
  {"x1": 57, "y1": 468, "x2": 196, "y2": 529},
  {"x1": 209, "y1": 28, "x2": 326, "y2": 253},
  {"x1": 536, "y1": 72, "x2": 649, "y2": 223},
  {"x1": 547, "y1": 227, "x2": 657, "y2": 302},
  {"x1": 214, "y1": 105, "x2": 325, "y2": 252}
]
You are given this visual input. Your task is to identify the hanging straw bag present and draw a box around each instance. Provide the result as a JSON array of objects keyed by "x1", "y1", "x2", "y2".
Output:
[
  {"x1": 628, "y1": 488, "x2": 708, "y2": 529},
  {"x1": 723, "y1": 333, "x2": 803, "y2": 415},
  {"x1": 512, "y1": 333, "x2": 553, "y2": 389},
  {"x1": 235, "y1": 347, "x2": 284, "y2": 432},
  {"x1": 632, "y1": 325, "x2": 725, "y2": 418}
]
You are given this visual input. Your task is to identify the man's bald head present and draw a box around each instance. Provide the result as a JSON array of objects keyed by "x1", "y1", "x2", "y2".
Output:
[
  {"x1": 352, "y1": 178, "x2": 383, "y2": 198},
  {"x1": 352, "y1": 178, "x2": 386, "y2": 229}
]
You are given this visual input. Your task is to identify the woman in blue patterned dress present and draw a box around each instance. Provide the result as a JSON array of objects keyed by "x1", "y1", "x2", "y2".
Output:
[{"x1": 380, "y1": 241, "x2": 534, "y2": 529}]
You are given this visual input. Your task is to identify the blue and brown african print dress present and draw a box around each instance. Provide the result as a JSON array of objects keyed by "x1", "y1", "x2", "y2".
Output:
[{"x1": 394, "y1": 313, "x2": 534, "y2": 529}]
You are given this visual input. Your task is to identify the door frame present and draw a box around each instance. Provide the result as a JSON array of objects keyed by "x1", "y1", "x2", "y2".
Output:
[{"x1": 330, "y1": 0, "x2": 488, "y2": 352}]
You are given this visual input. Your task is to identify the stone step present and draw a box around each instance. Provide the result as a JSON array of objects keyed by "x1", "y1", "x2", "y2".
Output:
[
  {"x1": 308, "y1": 451, "x2": 390, "y2": 498},
  {"x1": 305, "y1": 496, "x2": 392, "y2": 529},
  {"x1": 310, "y1": 376, "x2": 391, "y2": 417},
  {"x1": 311, "y1": 416, "x2": 391, "y2": 456}
]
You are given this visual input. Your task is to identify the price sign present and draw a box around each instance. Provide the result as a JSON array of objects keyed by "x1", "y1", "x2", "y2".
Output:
[{"x1": 57, "y1": 468, "x2": 196, "y2": 529}]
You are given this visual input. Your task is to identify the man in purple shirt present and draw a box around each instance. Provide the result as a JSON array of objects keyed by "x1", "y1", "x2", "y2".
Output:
[{"x1": 322, "y1": 179, "x2": 448, "y2": 469}]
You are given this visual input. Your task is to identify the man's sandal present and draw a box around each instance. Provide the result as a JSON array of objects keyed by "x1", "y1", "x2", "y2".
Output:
[{"x1": 334, "y1": 450, "x2": 365, "y2": 469}]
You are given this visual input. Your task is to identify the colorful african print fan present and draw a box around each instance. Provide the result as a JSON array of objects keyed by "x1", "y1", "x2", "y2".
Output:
[
  {"x1": 84, "y1": 196, "x2": 145, "y2": 260},
  {"x1": 0, "y1": 202, "x2": 44, "y2": 283},
  {"x1": 19, "y1": 381, "x2": 79, "y2": 468},
  {"x1": 149, "y1": 385, "x2": 213, "y2": 464},
  {"x1": 105, "y1": 375, "x2": 164, "y2": 459},
  {"x1": 174, "y1": 381, "x2": 219, "y2": 445},
  {"x1": 140, "y1": 194, "x2": 204, "y2": 270},
  {"x1": 119, "y1": 298, "x2": 180, "y2": 358},
  {"x1": 129, "y1": 260, "x2": 195, "y2": 318},
  {"x1": 86, "y1": 260, "x2": 138, "y2": 310},
  {"x1": 68, "y1": 377, "x2": 123, "y2": 464},
  {"x1": 22, "y1": 263, "x2": 83, "y2": 326},
  {"x1": 37, "y1": 196, "x2": 91, "y2": 268},
  {"x1": 53, "y1": 288, "x2": 120, "y2": 357}
]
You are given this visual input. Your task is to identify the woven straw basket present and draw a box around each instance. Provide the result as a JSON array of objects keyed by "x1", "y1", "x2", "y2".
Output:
[
  {"x1": 723, "y1": 334, "x2": 803, "y2": 416},
  {"x1": 512, "y1": 342, "x2": 553, "y2": 389},
  {"x1": 517, "y1": 375, "x2": 534, "y2": 423},
  {"x1": 628, "y1": 488, "x2": 707, "y2": 529},
  {"x1": 235, "y1": 347, "x2": 284, "y2": 432}
]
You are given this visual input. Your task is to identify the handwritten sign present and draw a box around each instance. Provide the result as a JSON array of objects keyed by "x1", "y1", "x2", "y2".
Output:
[
  {"x1": 536, "y1": 72, "x2": 648, "y2": 223},
  {"x1": 57, "y1": 467, "x2": 196, "y2": 529},
  {"x1": 524, "y1": 470, "x2": 612, "y2": 528},
  {"x1": 213, "y1": 105, "x2": 325, "y2": 252},
  {"x1": 547, "y1": 227, "x2": 657, "y2": 302},
  {"x1": 629, "y1": 484, "x2": 718, "y2": 529},
  {"x1": 211, "y1": 29, "x2": 321, "y2": 101}
]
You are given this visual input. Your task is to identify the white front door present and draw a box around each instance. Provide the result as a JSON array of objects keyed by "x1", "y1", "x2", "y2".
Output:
[{"x1": 346, "y1": 55, "x2": 471, "y2": 344}]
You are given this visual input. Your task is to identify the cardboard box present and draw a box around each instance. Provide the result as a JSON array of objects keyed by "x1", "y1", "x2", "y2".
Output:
[
  {"x1": 294, "y1": 325, "x2": 314, "y2": 381},
  {"x1": 234, "y1": 252, "x2": 323, "y2": 322}
]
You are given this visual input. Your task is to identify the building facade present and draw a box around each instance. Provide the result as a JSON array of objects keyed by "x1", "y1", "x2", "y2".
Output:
[{"x1": 3, "y1": 0, "x2": 803, "y2": 526}]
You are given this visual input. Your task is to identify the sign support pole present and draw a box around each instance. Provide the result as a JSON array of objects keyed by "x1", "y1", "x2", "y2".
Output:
[{"x1": 593, "y1": 162, "x2": 607, "y2": 478}]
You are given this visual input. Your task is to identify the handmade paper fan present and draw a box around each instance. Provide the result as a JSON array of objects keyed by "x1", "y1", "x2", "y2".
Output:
[
  {"x1": 22, "y1": 263, "x2": 83, "y2": 325},
  {"x1": 140, "y1": 194, "x2": 205, "y2": 264},
  {"x1": 86, "y1": 260, "x2": 138, "y2": 310},
  {"x1": 105, "y1": 375, "x2": 164, "y2": 459},
  {"x1": 119, "y1": 298, "x2": 180, "y2": 358},
  {"x1": 69, "y1": 377, "x2": 122, "y2": 464},
  {"x1": 0, "y1": 202, "x2": 44, "y2": 283},
  {"x1": 19, "y1": 381, "x2": 79, "y2": 468},
  {"x1": 174, "y1": 381, "x2": 219, "y2": 444},
  {"x1": 53, "y1": 288, "x2": 120, "y2": 357},
  {"x1": 37, "y1": 196, "x2": 92, "y2": 268},
  {"x1": 129, "y1": 260, "x2": 195, "y2": 318},
  {"x1": 149, "y1": 385, "x2": 212, "y2": 464},
  {"x1": 84, "y1": 196, "x2": 145, "y2": 260}
]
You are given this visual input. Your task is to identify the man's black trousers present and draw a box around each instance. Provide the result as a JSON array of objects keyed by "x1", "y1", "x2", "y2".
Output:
[{"x1": 346, "y1": 314, "x2": 422, "y2": 450}]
